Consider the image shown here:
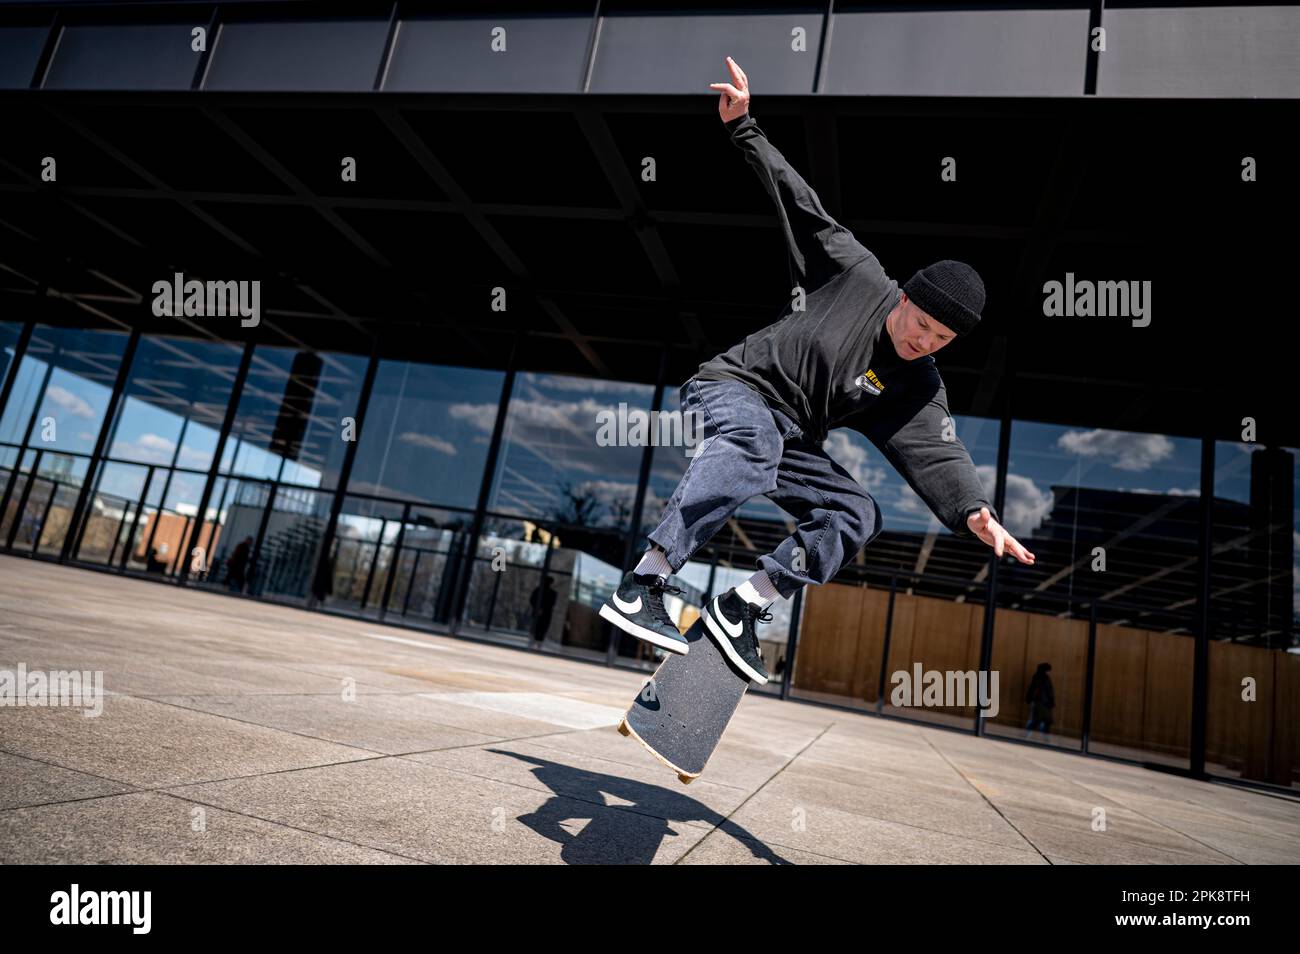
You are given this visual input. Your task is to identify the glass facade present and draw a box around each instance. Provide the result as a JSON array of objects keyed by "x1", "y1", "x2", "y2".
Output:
[
  {"x1": 988, "y1": 421, "x2": 1202, "y2": 768},
  {"x1": 349, "y1": 361, "x2": 505, "y2": 510},
  {"x1": 790, "y1": 414, "x2": 1000, "y2": 719},
  {"x1": 1, "y1": 317, "x2": 1295, "y2": 794},
  {"x1": 76, "y1": 335, "x2": 242, "y2": 576},
  {"x1": 1207, "y1": 441, "x2": 1299, "y2": 788},
  {"x1": 487, "y1": 372, "x2": 653, "y2": 532},
  {"x1": 194, "y1": 345, "x2": 368, "y2": 605},
  {"x1": 0, "y1": 326, "x2": 130, "y2": 557}
]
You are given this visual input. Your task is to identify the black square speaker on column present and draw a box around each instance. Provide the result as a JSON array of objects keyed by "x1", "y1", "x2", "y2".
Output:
[{"x1": 269, "y1": 350, "x2": 322, "y2": 463}]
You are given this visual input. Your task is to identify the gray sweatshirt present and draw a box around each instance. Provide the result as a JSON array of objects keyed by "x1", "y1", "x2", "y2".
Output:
[{"x1": 695, "y1": 112, "x2": 998, "y2": 538}]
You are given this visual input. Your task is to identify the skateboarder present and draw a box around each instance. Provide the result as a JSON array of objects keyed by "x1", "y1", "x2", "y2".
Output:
[{"x1": 600, "y1": 56, "x2": 1035, "y2": 685}]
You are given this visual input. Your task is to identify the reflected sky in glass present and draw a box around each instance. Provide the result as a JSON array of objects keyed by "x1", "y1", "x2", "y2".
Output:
[
  {"x1": 1007, "y1": 419, "x2": 1201, "y2": 540},
  {"x1": 487, "y1": 372, "x2": 653, "y2": 529},
  {"x1": 106, "y1": 337, "x2": 240, "y2": 472},
  {"x1": 221, "y1": 346, "x2": 367, "y2": 489},
  {"x1": 349, "y1": 361, "x2": 504, "y2": 510},
  {"x1": 0, "y1": 327, "x2": 128, "y2": 454}
]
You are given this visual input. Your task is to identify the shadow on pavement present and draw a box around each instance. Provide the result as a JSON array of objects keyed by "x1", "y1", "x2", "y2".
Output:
[{"x1": 497, "y1": 749, "x2": 791, "y2": 864}]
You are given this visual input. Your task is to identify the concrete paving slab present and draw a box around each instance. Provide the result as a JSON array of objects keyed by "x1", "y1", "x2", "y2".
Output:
[
  {"x1": 3, "y1": 554, "x2": 1297, "y2": 865},
  {"x1": 517, "y1": 722, "x2": 790, "y2": 791},
  {"x1": 0, "y1": 790, "x2": 422, "y2": 864},
  {"x1": 3, "y1": 656, "x2": 354, "y2": 698},
  {"x1": 403, "y1": 736, "x2": 753, "y2": 830},
  {"x1": 0, "y1": 693, "x2": 375, "y2": 788},
  {"x1": 782, "y1": 755, "x2": 985, "y2": 804},
  {"x1": 149, "y1": 692, "x2": 504, "y2": 755},
  {"x1": 758, "y1": 771, "x2": 1031, "y2": 849},
  {"x1": 679, "y1": 830, "x2": 852, "y2": 864},
  {"x1": 1002, "y1": 816, "x2": 1239, "y2": 865},
  {"x1": 0, "y1": 751, "x2": 136, "y2": 810},
  {"x1": 416, "y1": 691, "x2": 625, "y2": 730},
  {"x1": 723, "y1": 791, "x2": 1049, "y2": 864},
  {"x1": 992, "y1": 800, "x2": 1235, "y2": 861},
  {"x1": 167, "y1": 756, "x2": 709, "y2": 863}
]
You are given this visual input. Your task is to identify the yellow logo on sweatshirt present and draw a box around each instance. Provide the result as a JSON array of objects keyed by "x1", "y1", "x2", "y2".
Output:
[{"x1": 854, "y1": 369, "x2": 885, "y2": 395}]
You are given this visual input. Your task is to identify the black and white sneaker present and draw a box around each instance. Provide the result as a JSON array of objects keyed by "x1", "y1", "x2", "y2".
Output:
[
  {"x1": 702, "y1": 589, "x2": 772, "y2": 684},
  {"x1": 599, "y1": 572, "x2": 690, "y2": 654}
]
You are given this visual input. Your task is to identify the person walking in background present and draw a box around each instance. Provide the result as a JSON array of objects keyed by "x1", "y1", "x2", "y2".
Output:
[
  {"x1": 1024, "y1": 662, "x2": 1055, "y2": 740},
  {"x1": 529, "y1": 575, "x2": 558, "y2": 648},
  {"x1": 227, "y1": 535, "x2": 254, "y2": 593}
]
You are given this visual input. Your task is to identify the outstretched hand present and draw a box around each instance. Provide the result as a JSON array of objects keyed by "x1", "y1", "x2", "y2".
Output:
[
  {"x1": 967, "y1": 507, "x2": 1036, "y2": 565},
  {"x1": 708, "y1": 56, "x2": 750, "y2": 123}
]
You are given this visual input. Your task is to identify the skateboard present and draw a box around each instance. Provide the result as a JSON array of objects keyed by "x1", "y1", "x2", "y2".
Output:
[{"x1": 616, "y1": 616, "x2": 750, "y2": 784}]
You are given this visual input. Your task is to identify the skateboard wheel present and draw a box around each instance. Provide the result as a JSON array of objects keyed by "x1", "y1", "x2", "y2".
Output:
[
  {"x1": 617, "y1": 720, "x2": 630, "y2": 737},
  {"x1": 678, "y1": 774, "x2": 694, "y2": 785}
]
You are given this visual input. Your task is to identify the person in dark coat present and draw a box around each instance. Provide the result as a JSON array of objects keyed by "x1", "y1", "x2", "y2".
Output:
[
  {"x1": 529, "y1": 575, "x2": 559, "y2": 647},
  {"x1": 227, "y1": 536, "x2": 254, "y2": 593},
  {"x1": 1024, "y1": 662, "x2": 1055, "y2": 740}
]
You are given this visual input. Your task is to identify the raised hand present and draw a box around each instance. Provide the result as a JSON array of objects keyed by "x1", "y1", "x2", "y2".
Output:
[
  {"x1": 708, "y1": 56, "x2": 750, "y2": 123},
  {"x1": 966, "y1": 507, "x2": 1036, "y2": 565}
]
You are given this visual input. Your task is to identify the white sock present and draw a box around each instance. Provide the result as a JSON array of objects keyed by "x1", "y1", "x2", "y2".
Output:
[
  {"x1": 736, "y1": 570, "x2": 777, "y2": 609},
  {"x1": 634, "y1": 547, "x2": 672, "y2": 578}
]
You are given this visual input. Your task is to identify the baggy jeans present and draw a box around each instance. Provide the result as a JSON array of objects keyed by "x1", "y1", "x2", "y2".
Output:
[{"x1": 646, "y1": 377, "x2": 883, "y2": 600}]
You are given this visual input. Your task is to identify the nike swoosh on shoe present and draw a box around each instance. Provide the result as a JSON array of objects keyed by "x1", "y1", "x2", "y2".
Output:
[
  {"x1": 612, "y1": 593, "x2": 642, "y2": 613},
  {"x1": 711, "y1": 602, "x2": 743, "y2": 638}
]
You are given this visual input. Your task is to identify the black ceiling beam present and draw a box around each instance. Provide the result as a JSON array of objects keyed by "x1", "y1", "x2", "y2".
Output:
[
  {"x1": 0, "y1": 88, "x2": 1090, "y2": 122},
  {"x1": 40, "y1": 104, "x2": 375, "y2": 343},
  {"x1": 573, "y1": 105, "x2": 707, "y2": 352},
  {"x1": 3, "y1": 165, "x2": 489, "y2": 360},
  {"x1": 0, "y1": 181, "x2": 1146, "y2": 246},
  {"x1": 375, "y1": 103, "x2": 610, "y2": 377},
  {"x1": 199, "y1": 103, "x2": 395, "y2": 271},
  {"x1": 977, "y1": 117, "x2": 1090, "y2": 423}
]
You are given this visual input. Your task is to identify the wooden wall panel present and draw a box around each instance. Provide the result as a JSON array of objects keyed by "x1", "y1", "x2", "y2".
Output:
[
  {"x1": 796, "y1": 582, "x2": 1299, "y2": 789},
  {"x1": 1143, "y1": 631, "x2": 1193, "y2": 757},
  {"x1": 1024, "y1": 614, "x2": 1088, "y2": 736},
  {"x1": 885, "y1": 593, "x2": 981, "y2": 716},
  {"x1": 988, "y1": 607, "x2": 1029, "y2": 729},
  {"x1": 1207, "y1": 640, "x2": 1274, "y2": 779},
  {"x1": 853, "y1": 586, "x2": 891, "y2": 703},
  {"x1": 795, "y1": 582, "x2": 893, "y2": 702},
  {"x1": 1272, "y1": 651, "x2": 1300, "y2": 787},
  {"x1": 794, "y1": 583, "x2": 864, "y2": 697},
  {"x1": 884, "y1": 588, "x2": 916, "y2": 685},
  {"x1": 907, "y1": 598, "x2": 978, "y2": 672},
  {"x1": 1091, "y1": 623, "x2": 1148, "y2": 747}
]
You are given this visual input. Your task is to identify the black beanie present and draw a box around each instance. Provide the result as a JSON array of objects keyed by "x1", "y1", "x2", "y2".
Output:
[{"x1": 902, "y1": 260, "x2": 985, "y2": 336}]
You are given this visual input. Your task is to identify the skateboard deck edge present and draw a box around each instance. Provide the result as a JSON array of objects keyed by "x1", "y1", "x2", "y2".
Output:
[{"x1": 616, "y1": 716, "x2": 701, "y2": 782}]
